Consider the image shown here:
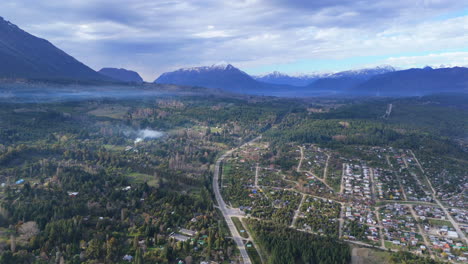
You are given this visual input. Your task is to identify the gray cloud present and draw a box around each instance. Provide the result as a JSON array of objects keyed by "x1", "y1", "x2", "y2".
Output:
[{"x1": 0, "y1": 0, "x2": 466, "y2": 80}]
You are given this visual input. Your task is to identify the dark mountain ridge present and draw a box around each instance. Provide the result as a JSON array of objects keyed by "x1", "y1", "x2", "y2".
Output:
[
  {"x1": 0, "y1": 17, "x2": 109, "y2": 81},
  {"x1": 99, "y1": 68, "x2": 144, "y2": 83},
  {"x1": 353, "y1": 67, "x2": 468, "y2": 96}
]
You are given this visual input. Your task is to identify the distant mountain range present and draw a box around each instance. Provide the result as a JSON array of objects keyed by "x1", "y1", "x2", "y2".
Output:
[
  {"x1": 0, "y1": 17, "x2": 109, "y2": 81},
  {"x1": 155, "y1": 64, "x2": 467, "y2": 96},
  {"x1": 154, "y1": 64, "x2": 286, "y2": 93},
  {"x1": 253, "y1": 71, "x2": 328, "y2": 86},
  {"x1": 354, "y1": 66, "x2": 468, "y2": 96},
  {"x1": 254, "y1": 66, "x2": 395, "y2": 90},
  {"x1": 306, "y1": 66, "x2": 396, "y2": 92},
  {"x1": 99, "y1": 68, "x2": 144, "y2": 83}
]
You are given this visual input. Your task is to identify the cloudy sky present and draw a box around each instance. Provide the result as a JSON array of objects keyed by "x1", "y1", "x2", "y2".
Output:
[{"x1": 1, "y1": 0, "x2": 467, "y2": 81}]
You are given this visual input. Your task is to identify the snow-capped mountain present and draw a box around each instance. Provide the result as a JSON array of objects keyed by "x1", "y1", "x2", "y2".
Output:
[
  {"x1": 326, "y1": 66, "x2": 395, "y2": 79},
  {"x1": 307, "y1": 66, "x2": 396, "y2": 91},
  {"x1": 253, "y1": 66, "x2": 395, "y2": 87},
  {"x1": 154, "y1": 63, "x2": 467, "y2": 96},
  {"x1": 154, "y1": 64, "x2": 268, "y2": 93},
  {"x1": 254, "y1": 71, "x2": 330, "y2": 86}
]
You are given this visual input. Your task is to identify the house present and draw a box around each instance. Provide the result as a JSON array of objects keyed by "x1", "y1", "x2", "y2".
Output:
[
  {"x1": 447, "y1": 231, "x2": 458, "y2": 238},
  {"x1": 179, "y1": 228, "x2": 197, "y2": 237}
]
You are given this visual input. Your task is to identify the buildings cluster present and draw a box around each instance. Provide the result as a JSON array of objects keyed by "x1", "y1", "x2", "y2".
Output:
[
  {"x1": 372, "y1": 168, "x2": 401, "y2": 200},
  {"x1": 380, "y1": 204, "x2": 421, "y2": 248},
  {"x1": 343, "y1": 164, "x2": 372, "y2": 201},
  {"x1": 414, "y1": 205, "x2": 446, "y2": 220}
]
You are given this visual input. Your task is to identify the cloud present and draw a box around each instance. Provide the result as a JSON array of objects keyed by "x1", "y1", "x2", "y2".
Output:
[
  {"x1": 380, "y1": 51, "x2": 468, "y2": 68},
  {"x1": 0, "y1": 0, "x2": 466, "y2": 80}
]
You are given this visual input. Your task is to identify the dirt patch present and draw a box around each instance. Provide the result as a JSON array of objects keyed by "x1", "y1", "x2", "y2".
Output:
[
  {"x1": 352, "y1": 248, "x2": 369, "y2": 264},
  {"x1": 351, "y1": 247, "x2": 392, "y2": 264},
  {"x1": 339, "y1": 121, "x2": 350, "y2": 128}
]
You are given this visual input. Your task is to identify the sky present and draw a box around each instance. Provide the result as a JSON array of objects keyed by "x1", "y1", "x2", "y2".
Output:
[{"x1": 1, "y1": 0, "x2": 467, "y2": 81}]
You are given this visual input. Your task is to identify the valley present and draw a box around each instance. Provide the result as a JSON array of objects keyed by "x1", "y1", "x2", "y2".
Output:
[{"x1": 1, "y1": 92, "x2": 465, "y2": 263}]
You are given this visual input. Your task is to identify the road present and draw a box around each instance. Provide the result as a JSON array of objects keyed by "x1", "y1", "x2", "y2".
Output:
[
  {"x1": 340, "y1": 163, "x2": 346, "y2": 194},
  {"x1": 296, "y1": 146, "x2": 334, "y2": 191},
  {"x1": 297, "y1": 146, "x2": 304, "y2": 172},
  {"x1": 369, "y1": 167, "x2": 377, "y2": 201},
  {"x1": 373, "y1": 207, "x2": 385, "y2": 249},
  {"x1": 323, "y1": 154, "x2": 330, "y2": 181},
  {"x1": 410, "y1": 150, "x2": 468, "y2": 244},
  {"x1": 339, "y1": 202, "x2": 345, "y2": 238},
  {"x1": 386, "y1": 155, "x2": 408, "y2": 201},
  {"x1": 254, "y1": 163, "x2": 260, "y2": 189},
  {"x1": 407, "y1": 204, "x2": 435, "y2": 258},
  {"x1": 213, "y1": 136, "x2": 261, "y2": 264},
  {"x1": 290, "y1": 193, "x2": 306, "y2": 228}
]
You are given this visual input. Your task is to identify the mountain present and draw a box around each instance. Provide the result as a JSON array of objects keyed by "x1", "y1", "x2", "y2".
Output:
[
  {"x1": 155, "y1": 64, "x2": 269, "y2": 93},
  {"x1": 253, "y1": 66, "x2": 395, "y2": 89},
  {"x1": 0, "y1": 17, "x2": 108, "y2": 81},
  {"x1": 99, "y1": 68, "x2": 144, "y2": 83},
  {"x1": 154, "y1": 64, "x2": 468, "y2": 97},
  {"x1": 308, "y1": 66, "x2": 396, "y2": 92},
  {"x1": 353, "y1": 67, "x2": 468, "y2": 96},
  {"x1": 253, "y1": 71, "x2": 328, "y2": 86}
]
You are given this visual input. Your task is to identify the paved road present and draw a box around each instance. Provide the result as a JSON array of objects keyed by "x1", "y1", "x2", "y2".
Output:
[{"x1": 213, "y1": 136, "x2": 261, "y2": 264}]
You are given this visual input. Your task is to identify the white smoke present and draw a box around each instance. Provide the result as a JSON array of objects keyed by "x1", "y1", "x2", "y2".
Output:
[{"x1": 134, "y1": 128, "x2": 164, "y2": 144}]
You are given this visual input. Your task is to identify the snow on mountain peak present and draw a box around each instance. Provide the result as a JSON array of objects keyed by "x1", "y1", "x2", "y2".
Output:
[{"x1": 176, "y1": 63, "x2": 237, "y2": 73}]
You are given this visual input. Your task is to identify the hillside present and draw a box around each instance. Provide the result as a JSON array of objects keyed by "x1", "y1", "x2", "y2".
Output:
[
  {"x1": 154, "y1": 64, "x2": 267, "y2": 93},
  {"x1": 0, "y1": 17, "x2": 108, "y2": 81},
  {"x1": 99, "y1": 68, "x2": 144, "y2": 83},
  {"x1": 353, "y1": 67, "x2": 468, "y2": 96}
]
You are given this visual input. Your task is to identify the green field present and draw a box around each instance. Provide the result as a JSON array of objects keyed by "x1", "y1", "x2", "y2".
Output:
[
  {"x1": 87, "y1": 105, "x2": 130, "y2": 119},
  {"x1": 232, "y1": 217, "x2": 249, "y2": 238},
  {"x1": 246, "y1": 243, "x2": 263, "y2": 264},
  {"x1": 126, "y1": 172, "x2": 159, "y2": 187},
  {"x1": 428, "y1": 218, "x2": 454, "y2": 228},
  {"x1": 103, "y1": 144, "x2": 126, "y2": 151}
]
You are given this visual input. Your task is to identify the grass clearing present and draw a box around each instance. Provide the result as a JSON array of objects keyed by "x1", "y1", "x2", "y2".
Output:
[
  {"x1": 427, "y1": 218, "x2": 453, "y2": 228},
  {"x1": 126, "y1": 172, "x2": 158, "y2": 187},
  {"x1": 246, "y1": 242, "x2": 262, "y2": 264},
  {"x1": 232, "y1": 217, "x2": 249, "y2": 238},
  {"x1": 103, "y1": 144, "x2": 126, "y2": 151},
  {"x1": 384, "y1": 241, "x2": 403, "y2": 250},
  {"x1": 351, "y1": 246, "x2": 392, "y2": 264},
  {"x1": 88, "y1": 105, "x2": 130, "y2": 119}
]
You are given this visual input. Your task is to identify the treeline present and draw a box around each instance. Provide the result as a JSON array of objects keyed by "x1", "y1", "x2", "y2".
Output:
[
  {"x1": 266, "y1": 118, "x2": 466, "y2": 159},
  {"x1": 246, "y1": 219, "x2": 350, "y2": 264},
  {"x1": 266, "y1": 119, "x2": 403, "y2": 146}
]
